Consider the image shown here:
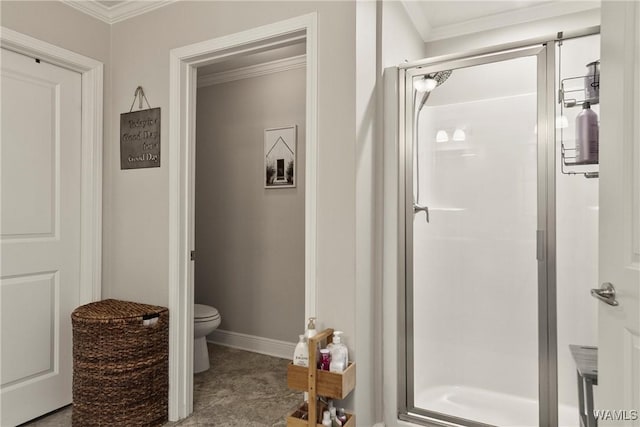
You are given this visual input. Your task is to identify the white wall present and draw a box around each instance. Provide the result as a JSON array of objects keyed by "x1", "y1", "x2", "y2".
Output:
[
  {"x1": 382, "y1": 1, "x2": 427, "y2": 68},
  {"x1": 379, "y1": 2, "x2": 427, "y2": 427},
  {"x1": 555, "y1": 34, "x2": 600, "y2": 411},
  {"x1": 355, "y1": 1, "x2": 379, "y2": 425},
  {"x1": 194, "y1": 68, "x2": 306, "y2": 344}
]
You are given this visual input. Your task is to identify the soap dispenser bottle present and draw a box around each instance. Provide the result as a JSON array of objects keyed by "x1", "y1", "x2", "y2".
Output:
[
  {"x1": 575, "y1": 101, "x2": 599, "y2": 164},
  {"x1": 293, "y1": 334, "x2": 308, "y2": 367},
  {"x1": 328, "y1": 331, "x2": 348, "y2": 373},
  {"x1": 306, "y1": 317, "x2": 317, "y2": 339},
  {"x1": 306, "y1": 317, "x2": 320, "y2": 363}
]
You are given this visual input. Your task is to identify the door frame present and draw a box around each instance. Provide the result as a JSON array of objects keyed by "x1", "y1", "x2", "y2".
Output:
[
  {"x1": 168, "y1": 13, "x2": 318, "y2": 421},
  {"x1": 0, "y1": 27, "x2": 103, "y2": 304}
]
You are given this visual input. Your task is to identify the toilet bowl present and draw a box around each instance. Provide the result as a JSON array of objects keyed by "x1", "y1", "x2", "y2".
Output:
[{"x1": 193, "y1": 304, "x2": 221, "y2": 373}]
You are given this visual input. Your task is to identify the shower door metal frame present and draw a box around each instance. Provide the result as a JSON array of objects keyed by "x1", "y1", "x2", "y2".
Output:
[{"x1": 397, "y1": 43, "x2": 558, "y2": 427}]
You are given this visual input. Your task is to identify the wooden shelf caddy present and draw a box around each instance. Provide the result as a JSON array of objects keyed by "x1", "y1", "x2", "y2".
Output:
[
  {"x1": 287, "y1": 402, "x2": 355, "y2": 427},
  {"x1": 285, "y1": 328, "x2": 356, "y2": 426},
  {"x1": 287, "y1": 362, "x2": 356, "y2": 399}
]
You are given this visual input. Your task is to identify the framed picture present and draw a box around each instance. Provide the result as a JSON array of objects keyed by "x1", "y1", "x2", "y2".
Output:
[{"x1": 264, "y1": 125, "x2": 296, "y2": 188}]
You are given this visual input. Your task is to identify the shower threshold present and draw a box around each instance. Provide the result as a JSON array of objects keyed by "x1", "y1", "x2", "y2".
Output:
[{"x1": 416, "y1": 385, "x2": 579, "y2": 427}]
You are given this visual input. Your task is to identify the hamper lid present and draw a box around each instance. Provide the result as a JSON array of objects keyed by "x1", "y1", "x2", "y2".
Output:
[{"x1": 72, "y1": 298, "x2": 167, "y2": 321}]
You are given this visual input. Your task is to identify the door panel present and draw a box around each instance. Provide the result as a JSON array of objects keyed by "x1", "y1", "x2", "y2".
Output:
[
  {"x1": 1, "y1": 272, "x2": 57, "y2": 386},
  {"x1": 404, "y1": 49, "x2": 546, "y2": 427},
  {"x1": 597, "y1": 1, "x2": 640, "y2": 425},
  {"x1": 1, "y1": 69, "x2": 57, "y2": 238},
  {"x1": 1, "y1": 47, "x2": 82, "y2": 426}
]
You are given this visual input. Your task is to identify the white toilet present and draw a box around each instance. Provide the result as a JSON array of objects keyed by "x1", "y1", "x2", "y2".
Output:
[{"x1": 193, "y1": 304, "x2": 221, "y2": 373}]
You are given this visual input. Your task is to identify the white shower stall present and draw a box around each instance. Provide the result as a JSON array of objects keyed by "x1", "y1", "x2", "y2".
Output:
[{"x1": 401, "y1": 33, "x2": 600, "y2": 427}]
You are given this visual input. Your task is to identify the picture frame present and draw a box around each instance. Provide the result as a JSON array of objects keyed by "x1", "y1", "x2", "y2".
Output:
[{"x1": 264, "y1": 125, "x2": 297, "y2": 188}]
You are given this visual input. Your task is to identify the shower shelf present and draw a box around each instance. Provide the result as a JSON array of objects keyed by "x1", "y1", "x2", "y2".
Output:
[
  {"x1": 559, "y1": 75, "x2": 597, "y2": 108},
  {"x1": 286, "y1": 328, "x2": 356, "y2": 427},
  {"x1": 558, "y1": 75, "x2": 600, "y2": 179}
]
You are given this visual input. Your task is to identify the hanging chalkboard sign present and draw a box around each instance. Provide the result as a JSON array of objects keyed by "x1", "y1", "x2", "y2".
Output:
[{"x1": 120, "y1": 87, "x2": 160, "y2": 169}]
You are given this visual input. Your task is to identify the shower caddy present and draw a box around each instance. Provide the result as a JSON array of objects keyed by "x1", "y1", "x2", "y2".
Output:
[
  {"x1": 286, "y1": 328, "x2": 356, "y2": 426},
  {"x1": 557, "y1": 36, "x2": 600, "y2": 179}
]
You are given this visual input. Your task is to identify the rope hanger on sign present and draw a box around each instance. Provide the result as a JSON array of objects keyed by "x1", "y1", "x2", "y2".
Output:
[{"x1": 129, "y1": 86, "x2": 152, "y2": 112}]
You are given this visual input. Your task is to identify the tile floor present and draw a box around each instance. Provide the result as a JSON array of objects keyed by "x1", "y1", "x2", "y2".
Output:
[{"x1": 22, "y1": 344, "x2": 302, "y2": 426}]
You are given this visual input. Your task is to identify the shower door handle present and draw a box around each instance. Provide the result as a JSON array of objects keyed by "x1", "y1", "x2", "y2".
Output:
[
  {"x1": 590, "y1": 282, "x2": 619, "y2": 306},
  {"x1": 413, "y1": 203, "x2": 430, "y2": 223}
]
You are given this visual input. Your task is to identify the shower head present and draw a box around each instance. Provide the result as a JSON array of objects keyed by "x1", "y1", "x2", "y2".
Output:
[
  {"x1": 429, "y1": 70, "x2": 452, "y2": 87},
  {"x1": 416, "y1": 70, "x2": 453, "y2": 112},
  {"x1": 415, "y1": 70, "x2": 452, "y2": 93}
]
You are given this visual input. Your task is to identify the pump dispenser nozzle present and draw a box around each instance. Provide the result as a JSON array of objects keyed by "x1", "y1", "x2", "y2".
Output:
[{"x1": 307, "y1": 317, "x2": 316, "y2": 330}]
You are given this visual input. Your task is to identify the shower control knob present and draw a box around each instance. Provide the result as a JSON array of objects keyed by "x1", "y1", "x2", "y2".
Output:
[{"x1": 590, "y1": 282, "x2": 619, "y2": 306}]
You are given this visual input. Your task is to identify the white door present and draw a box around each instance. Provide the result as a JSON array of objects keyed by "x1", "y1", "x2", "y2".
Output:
[
  {"x1": 1, "y1": 48, "x2": 82, "y2": 426},
  {"x1": 596, "y1": 1, "x2": 640, "y2": 425}
]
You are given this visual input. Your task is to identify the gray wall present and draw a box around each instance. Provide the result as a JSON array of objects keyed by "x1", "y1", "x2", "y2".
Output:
[
  {"x1": 2, "y1": 1, "x2": 379, "y2": 421},
  {"x1": 105, "y1": 4, "x2": 356, "y2": 339},
  {"x1": 194, "y1": 68, "x2": 305, "y2": 343}
]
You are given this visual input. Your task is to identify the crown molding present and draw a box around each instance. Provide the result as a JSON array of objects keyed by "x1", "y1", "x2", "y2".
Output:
[
  {"x1": 404, "y1": 1, "x2": 600, "y2": 43},
  {"x1": 198, "y1": 54, "x2": 306, "y2": 88},
  {"x1": 62, "y1": 0, "x2": 177, "y2": 25}
]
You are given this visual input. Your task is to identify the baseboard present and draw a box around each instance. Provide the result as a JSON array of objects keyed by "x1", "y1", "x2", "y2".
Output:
[{"x1": 208, "y1": 329, "x2": 296, "y2": 360}]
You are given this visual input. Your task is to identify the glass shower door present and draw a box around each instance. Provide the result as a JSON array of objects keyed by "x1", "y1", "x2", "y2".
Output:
[{"x1": 403, "y1": 47, "x2": 552, "y2": 427}]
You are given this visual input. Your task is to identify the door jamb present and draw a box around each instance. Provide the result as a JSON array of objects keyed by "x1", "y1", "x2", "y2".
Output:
[
  {"x1": 0, "y1": 27, "x2": 104, "y2": 304},
  {"x1": 168, "y1": 13, "x2": 318, "y2": 421}
]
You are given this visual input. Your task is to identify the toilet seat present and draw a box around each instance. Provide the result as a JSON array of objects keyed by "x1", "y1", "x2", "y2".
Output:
[{"x1": 194, "y1": 304, "x2": 220, "y2": 323}]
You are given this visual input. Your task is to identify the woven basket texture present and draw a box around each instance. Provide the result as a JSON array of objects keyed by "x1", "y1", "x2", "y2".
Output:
[{"x1": 71, "y1": 299, "x2": 169, "y2": 427}]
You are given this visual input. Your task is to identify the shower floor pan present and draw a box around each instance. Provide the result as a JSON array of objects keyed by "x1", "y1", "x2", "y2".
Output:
[{"x1": 416, "y1": 385, "x2": 579, "y2": 427}]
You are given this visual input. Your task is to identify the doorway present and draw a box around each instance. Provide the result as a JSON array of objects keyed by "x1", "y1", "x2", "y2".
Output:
[
  {"x1": 167, "y1": 14, "x2": 318, "y2": 421},
  {"x1": 193, "y1": 41, "x2": 306, "y2": 355}
]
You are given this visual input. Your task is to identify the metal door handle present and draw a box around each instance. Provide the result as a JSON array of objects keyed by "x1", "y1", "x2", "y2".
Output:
[
  {"x1": 590, "y1": 282, "x2": 619, "y2": 306},
  {"x1": 413, "y1": 203, "x2": 429, "y2": 223}
]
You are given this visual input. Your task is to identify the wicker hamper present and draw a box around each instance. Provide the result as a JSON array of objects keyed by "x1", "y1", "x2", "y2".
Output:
[{"x1": 71, "y1": 299, "x2": 169, "y2": 427}]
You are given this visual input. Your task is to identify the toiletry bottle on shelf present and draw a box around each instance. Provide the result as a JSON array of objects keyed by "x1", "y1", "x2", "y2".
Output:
[
  {"x1": 293, "y1": 334, "x2": 308, "y2": 367},
  {"x1": 328, "y1": 331, "x2": 348, "y2": 373},
  {"x1": 575, "y1": 101, "x2": 599, "y2": 164},
  {"x1": 330, "y1": 407, "x2": 343, "y2": 427},
  {"x1": 322, "y1": 411, "x2": 332, "y2": 427},
  {"x1": 306, "y1": 317, "x2": 321, "y2": 357},
  {"x1": 585, "y1": 60, "x2": 600, "y2": 104},
  {"x1": 319, "y1": 349, "x2": 331, "y2": 371},
  {"x1": 337, "y1": 408, "x2": 348, "y2": 425}
]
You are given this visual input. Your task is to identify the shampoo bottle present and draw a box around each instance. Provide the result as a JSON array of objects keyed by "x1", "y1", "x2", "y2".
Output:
[
  {"x1": 293, "y1": 334, "x2": 308, "y2": 367},
  {"x1": 575, "y1": 101, "x2": 599, "y2": 164}
]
